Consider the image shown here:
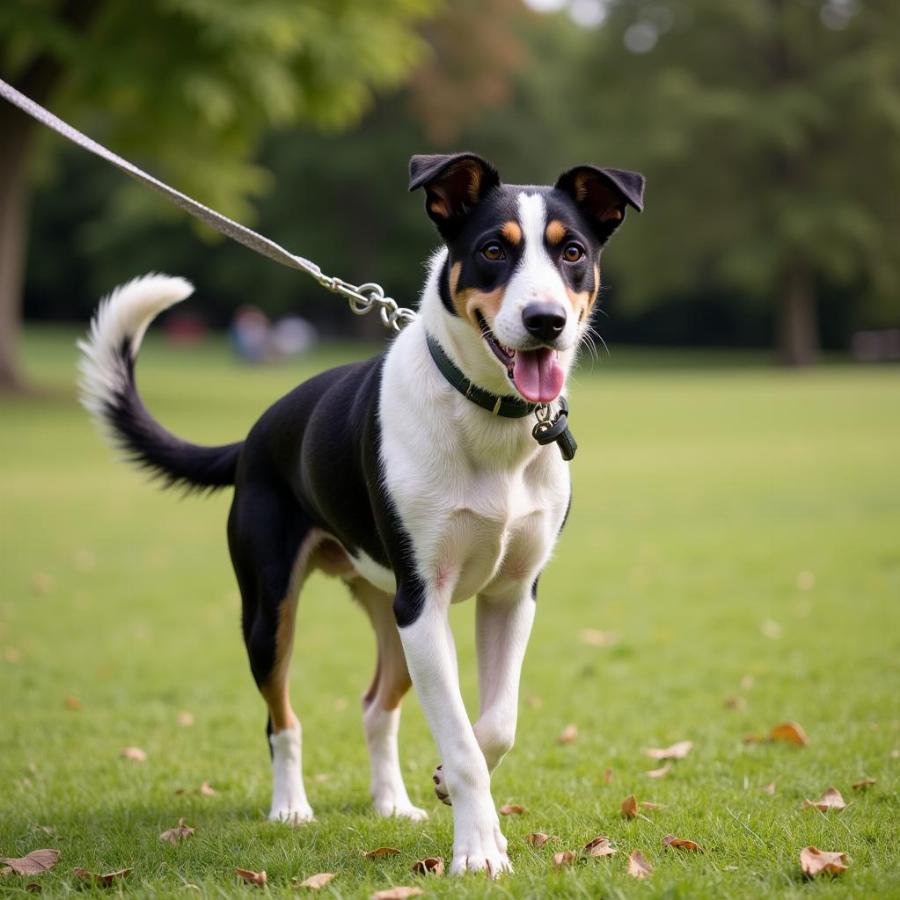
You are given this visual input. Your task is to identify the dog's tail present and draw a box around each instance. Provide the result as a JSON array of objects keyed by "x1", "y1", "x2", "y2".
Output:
[{"x1": 78, "y1": 274, "x2": 242, "y2": 492}]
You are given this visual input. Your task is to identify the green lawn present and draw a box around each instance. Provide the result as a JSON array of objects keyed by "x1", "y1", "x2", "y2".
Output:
[{"x1": 2, "y1": 328, "x2": 899, "y2": 898}]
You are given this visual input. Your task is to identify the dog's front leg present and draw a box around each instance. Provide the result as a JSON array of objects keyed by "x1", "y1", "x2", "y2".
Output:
[{"x1": 395, "y1": 583, "x2": 511, "y2": 877}]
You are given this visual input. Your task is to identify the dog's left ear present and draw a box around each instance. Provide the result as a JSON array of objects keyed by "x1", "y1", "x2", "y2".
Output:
[
  {"x1": 409, "y1": 152, "x2": 500, "y2": 237},
  {"x1": 555, "y1": 165, "x2": 645, "y2": 243}
]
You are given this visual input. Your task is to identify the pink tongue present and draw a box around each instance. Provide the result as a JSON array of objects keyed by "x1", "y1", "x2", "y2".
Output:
[{"x1": 512, "y1": 348, "x2": 565, "y2": 403}]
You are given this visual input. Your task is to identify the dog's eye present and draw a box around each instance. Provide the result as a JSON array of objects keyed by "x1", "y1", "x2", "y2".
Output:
[
  {"x1": 481, "y1": 242, "x2": 506, "y2": 262},
  {"x1": 562, "y1": 242, "x2": 585, "y2": 263}
]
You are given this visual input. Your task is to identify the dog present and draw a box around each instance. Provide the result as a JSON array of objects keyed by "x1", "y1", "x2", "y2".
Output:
[{"x1": 78, "y1": 153, "x2": 644, "y2": 877}]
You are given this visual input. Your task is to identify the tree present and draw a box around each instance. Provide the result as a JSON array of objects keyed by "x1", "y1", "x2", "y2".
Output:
[
  {"x1": 556, "y1": 0, "x2": 900, "y2": 364},
  {"x1": 0, "y1": 0, "x2": 435, "y2": 390}
]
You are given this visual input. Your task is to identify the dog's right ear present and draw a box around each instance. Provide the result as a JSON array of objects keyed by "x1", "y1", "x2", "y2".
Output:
[{"x1": 409, "y1": 153, "x2": 500, "y2": 237}]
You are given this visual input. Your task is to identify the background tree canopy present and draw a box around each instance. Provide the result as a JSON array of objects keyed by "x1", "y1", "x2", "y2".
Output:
[{"x1": 4, "y1": 0, "x2": 899, "y2": 380}]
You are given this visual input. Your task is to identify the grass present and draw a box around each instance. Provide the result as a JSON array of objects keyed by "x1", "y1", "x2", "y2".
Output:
[{"x1": 1, "y1": 327, "x2": 899, "y2": 898}]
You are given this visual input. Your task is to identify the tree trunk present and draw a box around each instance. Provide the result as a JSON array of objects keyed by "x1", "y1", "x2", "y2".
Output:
[
  {"x1": 0, "y1": 109, "x2": 33, "y2": 393},
  {"x1": 776, "y1": 259, "x2": 820, "y2": 367}
]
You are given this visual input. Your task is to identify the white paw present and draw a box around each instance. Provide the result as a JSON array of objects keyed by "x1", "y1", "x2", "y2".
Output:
[
  {"x1": 268, "y1": 802, "x2": 315, "y2": 825},
  {"x1": 373, "y1": 785, "x2": 429, "y2": 821},
  {"x1": 432, "y1": 764, "x2": 451, "y2": 806},
  {"x1": 450, "y1": 817, "x2": 511, "y2": 877}
]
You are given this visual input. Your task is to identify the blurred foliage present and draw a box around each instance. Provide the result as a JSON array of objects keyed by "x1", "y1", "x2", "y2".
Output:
[{"x1": 14, "y1": 0, "x2": 900, "y2": 351}]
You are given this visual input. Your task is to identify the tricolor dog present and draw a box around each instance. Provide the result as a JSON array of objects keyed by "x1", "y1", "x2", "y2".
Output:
[{"x1": 79, "y1": 153, "x2": 644, "y2": 876}]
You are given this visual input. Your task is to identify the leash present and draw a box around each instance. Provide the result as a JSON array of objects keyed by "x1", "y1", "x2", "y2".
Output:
[
  {"x1": 1, "y1": 77, "x2": 574, "y2": 459},
  {"x1": 0, "y1": 77, "x2": 414, "y2": 333}
]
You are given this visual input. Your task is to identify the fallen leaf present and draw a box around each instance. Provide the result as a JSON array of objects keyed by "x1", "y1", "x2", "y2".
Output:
[
  {"x1": 558, "y1": 724, "x2": 578, "y2": 744},
  {"x1": 499, "y1": 804, "x2": 526, "y2": 815},
  {"x1": 800, "y1": 847, "x2": 849, "y2": 877},
  {"x1": 641, "y1": 801, "x2": 663, "y2": 810},
  {"x1": 370, "y1": 889, "x2": 423, "y2": 900},
  {"x1": 64, "y1": 696, "x2": 82, "y2": 711},
  {"x1": 802, "y1": 787, "x2": 846, "y2": 812},
  {"x1": 160, "y1": 817, "x2": 195, "y2": 843},
  {"x1": 768, "y1": 721, "x2": 809, "y2": 746},
  {"x1": 235, "y1": 868, "x2": 267, "y2": 886},
  {"x1": 852, "y1": 777, "x2": 876, "y2": 790},
  {"x1": 743, "y1": 733, "x2": 764, "y2": 744},
  {"x1": 762, "y1": 782, "x2": 776, "y2": 795},
  {"x1": 363, "y1": 847, "x2": 401, "y2": 859},
  {"x1": 724, "y1": 696, "x2": 747, "y2": 710},
  {"x1": 73, "y1": 867, "x2": 131, "y2": 886},
  {"x1": 177, "y1": 711, "x2": 194, "y2": 727},
  {"x1": 1, "y1": 850, "x2": 60, "y2": 875},
  {"x1": 410, "y1": 857, "x2": 444, "y2": 876},
  {"x1": 25, "y1": 882, "x2": 41, "y2": 893},
  {"x1": 579, "y1": 628, "x2": 618, "y2": 647},
  {"x1": 584, "y1": 836, "x2": 616, "y2": 857},
  {"x1": 525, "y1": 833, "x2": 556, "y2": 848},
  {"x1": 663, "y1": 834, "x2": 704, "y2": 852},
  {"x1": 199, "y1": 781, "x2": 216, "y2": 796},
  {"x1": 296, "y1": 872, "x2": 336, "y2": 889},
  {"x1": 627, "y1": 849, "x2": 653, "y2": 879},
  {"x1": 644, "y1": 740, "x2": 692, "y2": 760},
  {"x1": 552, "y1": 850, "x2": 576, "y2": 867},
  {"x1": 646, "y1": 764, "x2": 671, "y2": 779},
  {"x1": 120, "y1": 746, "x2": 147, "y2": 763},
  {"x1": 621, "y1": 794, "x2": 639, "y2": 818},
  {"x1": 603, "y1": 768, "x2": 613, "y2": 785}
]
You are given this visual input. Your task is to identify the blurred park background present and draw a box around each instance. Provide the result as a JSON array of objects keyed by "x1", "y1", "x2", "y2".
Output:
[{"x1": 2, "y1": 0, "x2": 900, "y2": 388}]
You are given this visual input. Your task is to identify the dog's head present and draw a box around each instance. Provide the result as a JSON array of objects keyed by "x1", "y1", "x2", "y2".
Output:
[{"x1": 410, "y1": 153, "x2": 644, "y2": 404}]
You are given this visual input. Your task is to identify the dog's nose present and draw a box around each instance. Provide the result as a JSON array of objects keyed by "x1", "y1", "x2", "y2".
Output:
[{"x1": 522, "y1": 302, "x2": 567, "y2": 343}]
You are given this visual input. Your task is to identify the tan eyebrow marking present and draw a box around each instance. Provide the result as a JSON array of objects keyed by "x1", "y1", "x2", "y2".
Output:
[
  {"x1": 500, "y1": 221, "x2": 522, "y2": 245},
  {"x1": 545, "y1": 219, "x2": 567, "y2": 245}
]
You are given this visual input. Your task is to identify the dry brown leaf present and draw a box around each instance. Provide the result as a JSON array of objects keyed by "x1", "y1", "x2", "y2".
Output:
[
  {"x1": 558, "y1": 724, "x2": 578, "y2": 745},
  {"x1": 724, "y1": 696, "x2": 747, "y2": 710},
  {"x1": 235, "y1": 868, "x2": 267, "y2": 886},
  {"x1": 159, "y1": 818, "x2": 195, "y2": 843},
  {"x1": 584, "y1": 836, "x2": 616, "y2": 857},
  {"x1": 646, "y1": 764, "x2": 671, "y2": 779},
  {"x1": 768, "y1": 721, "x2": 809, "y2": 746},
  {"x1": 410, "y1": 857, "x2": 444, "y2": 876},
  {"x1": 120, "y1": 746, "x2": 147, "y2": 763},
  {"x1": 800, "y1": 847, "x2": 849, "y2": 877},
  {"x1": 762, "y1": 782, "x2": 776, "y2": 795},
  {"x1": 499, "y1": 803, "x2": 527, "y2": 815},
  {"x1": 627, "y1": 849, "x2": 653, "y2": 879},
  {"x1": 25, "y1": 882, "x2": 41, "y2": 893},
  {"x1": 1, "y1": 850, "x2": 60, "y2": 876},
  {"x1": 644, "y1": 740, "x2": 693, "y2": 760},
  {"x1": 743, "y1": 733, "x2": 764, "y2": 744},
  {"x1": 73, "y1": 867, "x2": 131, "y2": 886},
  {"x1": 579, "y1": 628, "x2": 618, "y2": 647},
  {"x1": 552, "y1": 850, "x2": 577, "y2": 867},
  {"x1": 64, "y1": 696, "x2": 82, "y2": 711},
  {"x1": 370, "y1": 889, "x2": 423, "y2": 900},
  {"x1": 363, "y1": 847, "x2": 401, "y2": 859},
  {"x1": 524, "y1": 832, "x2": 556, "y2": 849},
  {"x1": 177, "y1": 711, "x2": 195, "y2": 727},
  {"x1": 663, "y1": 834, "x2": 704, "y2": 852},
  {"x1": 621, "y1": 794, "x2": 639, "y2": 818},
  {"x1": 199, "y1": 781, "x2": 216, "y2": 796},
  {"x1": 296, "y1": 872, "x2": 336, "y2": 889},
  {"x1": 641, "y1": 801, "x2": 663, "y2": 810},
  {"x1": 802, "y1": 787, "x2": 846, "y2": 812},
  {"x1": 852, "y1": 777, "x2": 876, "y2": 790}
]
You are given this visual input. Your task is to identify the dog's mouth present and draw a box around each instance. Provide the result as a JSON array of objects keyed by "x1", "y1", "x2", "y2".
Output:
[{"x1": 475, "y1": 311, "x2": 565, "y2": 404}]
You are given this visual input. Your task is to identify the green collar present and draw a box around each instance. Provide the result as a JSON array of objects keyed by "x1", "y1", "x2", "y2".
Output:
[{"x1": 425, "y1": 333, "x2": 535, "y2": 418}]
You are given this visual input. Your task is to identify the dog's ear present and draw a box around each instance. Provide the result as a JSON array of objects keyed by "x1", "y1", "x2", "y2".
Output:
[
  {"x1": 555, "y1": 165, "x2": 645, "y2": 243},
  {"x1": 409, "y1": 153, "x2": 500, "y2": 236}
]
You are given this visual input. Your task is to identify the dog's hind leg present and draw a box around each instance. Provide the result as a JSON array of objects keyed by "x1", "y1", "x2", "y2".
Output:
[
  {"x1": 352, "y1": 579, "x2": 427, "y2": 821},
  {"x1": 228, "y1": 482, "x2": 315, "y2": 825}
]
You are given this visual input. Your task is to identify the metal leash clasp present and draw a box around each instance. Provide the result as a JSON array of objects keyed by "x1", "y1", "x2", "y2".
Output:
[{"x1": 532, "y1": 398, "x2": 578, "y2": 461}]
